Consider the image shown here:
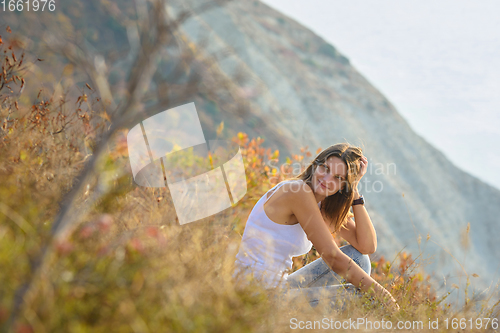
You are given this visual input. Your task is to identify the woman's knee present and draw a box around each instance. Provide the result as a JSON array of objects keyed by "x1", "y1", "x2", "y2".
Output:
[
  {"x1": 357, "y1": 254, "x2": 371, "y2": 275},
  {"x1": 339, "y1": 245, "x2": 371, "y2": 275}
]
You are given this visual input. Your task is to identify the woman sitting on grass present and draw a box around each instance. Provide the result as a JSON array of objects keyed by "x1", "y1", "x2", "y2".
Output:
[{"x1": 233, "y1": 143, "x2": 399, "y2": 310}]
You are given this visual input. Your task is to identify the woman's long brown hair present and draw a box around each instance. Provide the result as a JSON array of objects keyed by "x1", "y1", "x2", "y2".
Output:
[{"x1": 292, "y1": 143, "x2": 363, "y2": 233}]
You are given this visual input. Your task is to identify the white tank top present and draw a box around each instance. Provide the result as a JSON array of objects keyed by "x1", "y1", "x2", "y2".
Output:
[{"x1": 234, "y1": 180, "x2": 314, "y2": 289}]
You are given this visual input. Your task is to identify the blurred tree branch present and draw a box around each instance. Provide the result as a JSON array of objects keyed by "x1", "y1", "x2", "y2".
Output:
[{"x1": 7, "y1": 0, "x2": 241, "y2": 328}]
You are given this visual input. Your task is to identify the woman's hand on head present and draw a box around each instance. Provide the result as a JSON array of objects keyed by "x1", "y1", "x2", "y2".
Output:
[
  {"x1": 358, "y1": 156, "x2": 368, "y2": 179},
  {"x1": 352, "y1": 156, "x2": 368, "y2": 189}
]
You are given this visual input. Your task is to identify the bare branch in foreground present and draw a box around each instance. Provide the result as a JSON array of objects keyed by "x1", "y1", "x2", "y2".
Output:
[{"x1": 6, "y1": 0, "x2": 237, "y2": 328}]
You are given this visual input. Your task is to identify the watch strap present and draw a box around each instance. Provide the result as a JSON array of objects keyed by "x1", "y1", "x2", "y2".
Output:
[{"x1": 352, "y1": 195, "x2": 365, "y2": 206}]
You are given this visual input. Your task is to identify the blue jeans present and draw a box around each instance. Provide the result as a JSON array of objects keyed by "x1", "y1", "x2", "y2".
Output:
[{"x1": 281, "y1": 245, "x2": 371, "y2": 309}]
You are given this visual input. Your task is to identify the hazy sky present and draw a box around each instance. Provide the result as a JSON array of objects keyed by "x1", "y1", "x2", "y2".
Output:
[{"x1": 261, "y1": 0, "x2": 500, "y2": 190}]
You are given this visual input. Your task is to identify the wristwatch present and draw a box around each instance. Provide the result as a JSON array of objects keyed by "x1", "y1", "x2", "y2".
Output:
[{"x1": 352, "y1": 195, "x2": 365, "y2": 206}]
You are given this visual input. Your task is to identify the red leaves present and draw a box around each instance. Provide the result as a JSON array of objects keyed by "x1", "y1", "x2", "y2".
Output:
[
  {"x1": 129, "y1": 238, "x2": 144, "y2": 253},
  {"x1": 79, "y1": 224, "x2": 95, "y2": 239},
  {"x1": 0, "y1": 37, "x2": 27, "y2": 98},
  {"x1": 55, "y1": 239, "x2": 75, "y2": 256},
  {"x1": 79, "y1": 214, "x2": 114, "y2": 239},
  {"x1": 146, "y1": 226, "x2": 159, "y2": 238},
  {"x1": 0, "y1": 305, "x2": 8, "y2": 324},
  {"x1": 15, "y1": 324, "x2": 33, "y2": 333},
  {"x1": 96, "y1": 214, "x2": 113, "y2": 232},
  {"x1": 75, "y1": 94, "x2": 87, "y2": 105}
]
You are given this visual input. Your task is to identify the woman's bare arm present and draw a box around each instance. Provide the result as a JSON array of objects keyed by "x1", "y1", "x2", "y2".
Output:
[
  {"x1": 337, "y1": 191, "x2": 377, "y2": 254},
  {"x1": 337, "y1": 155, "x2": 377, "y2": 254},
  {"x1": 288, "y1": 182, "x2": 398, "y2": 309}
]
